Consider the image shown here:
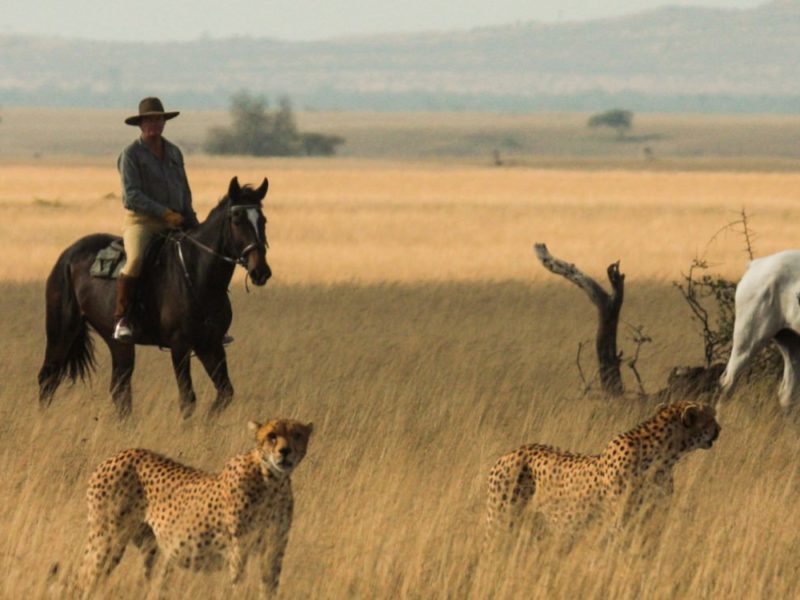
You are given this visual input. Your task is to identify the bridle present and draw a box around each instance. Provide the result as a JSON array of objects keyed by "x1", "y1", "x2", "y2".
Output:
[
  {"x1": 228, "y1": 203, "x2": 269, "y2": 264},
  {"x1": 174, "y1": 202, "x2": 268, "y2": 274}
]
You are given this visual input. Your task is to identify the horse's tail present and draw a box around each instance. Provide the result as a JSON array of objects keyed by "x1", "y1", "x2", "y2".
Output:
[{"x1": 38, "y1": 255, "x2": 95, "y2": 406}]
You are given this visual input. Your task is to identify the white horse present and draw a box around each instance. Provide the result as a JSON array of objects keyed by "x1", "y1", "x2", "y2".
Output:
[{"x1": 720, "y1": 250, "x2": 800, "y2": 411}]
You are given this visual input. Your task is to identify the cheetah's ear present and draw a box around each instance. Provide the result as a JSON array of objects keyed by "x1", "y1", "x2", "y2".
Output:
[
  {"x1": 681, "y1": 405, "x2": 700, "y2": 428},
  {"x1": 305, "y1": 422, "x2": 314, "y2": 436},
  {"x1": 248, "y1": 420, "x2": 262, "y2": 433}
]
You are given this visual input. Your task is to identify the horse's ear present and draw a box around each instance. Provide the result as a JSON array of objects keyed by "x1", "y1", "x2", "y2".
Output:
[
  {"x1": 255, "y1": 178, "x2": 269, "y2": 200},
  {"x1": 228, "y1": 176, "x2": 241, "y2": 200}
]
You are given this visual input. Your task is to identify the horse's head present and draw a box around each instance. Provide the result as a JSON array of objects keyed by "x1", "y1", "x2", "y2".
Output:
[{"x1": 227, "y1": 176, "x2": 271, "y2": 286}]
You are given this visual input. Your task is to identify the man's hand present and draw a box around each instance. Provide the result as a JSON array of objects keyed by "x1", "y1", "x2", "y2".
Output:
[{"x1": 163, "y1": 209, "x2": 184, "y2": 228}]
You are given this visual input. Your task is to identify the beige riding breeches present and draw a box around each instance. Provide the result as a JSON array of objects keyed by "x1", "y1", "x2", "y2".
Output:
[{"x1": 120, "y1": 211, "x2": 169, "y2": 277}]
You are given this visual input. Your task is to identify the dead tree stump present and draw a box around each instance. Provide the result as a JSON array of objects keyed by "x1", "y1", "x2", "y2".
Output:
[{"x1": 534, "y1": 243, "x2": 625, "y2": 397}]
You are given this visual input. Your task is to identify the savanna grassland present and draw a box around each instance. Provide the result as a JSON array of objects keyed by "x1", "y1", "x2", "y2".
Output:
[{"x1": 0, "y1": 109, "x2": 799, "y2": 599}]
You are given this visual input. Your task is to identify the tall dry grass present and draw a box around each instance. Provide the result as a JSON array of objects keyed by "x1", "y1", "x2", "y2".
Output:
[
  {"x1": 1, "y1": 280, "x2": 798, "y2": 599},
  {"x1": 2, "y1": 159, "x2": 800, "y2": 283},
  {"x1": 1, "y1": 154, "x2": 799, "y2": 598}
]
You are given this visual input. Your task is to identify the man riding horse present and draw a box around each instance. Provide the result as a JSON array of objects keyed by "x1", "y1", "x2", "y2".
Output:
[
  {"x1": 115, "y1": 97, "x2": 201, "y2": 340},
  {"x1": 38, "y1": 97, "x2": 270, "y2": 419}
]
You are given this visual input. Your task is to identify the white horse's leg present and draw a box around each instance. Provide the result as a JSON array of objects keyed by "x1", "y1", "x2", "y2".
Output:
[
  {"x1": 719, "y1": 347, "x2": 752, "y2": 396},
  {"x1": 773, "y1": 330, "x2": 800, "y2": 413},
  {"x1": 719, "y1": 295, "x2": 779, "y2": 400}
]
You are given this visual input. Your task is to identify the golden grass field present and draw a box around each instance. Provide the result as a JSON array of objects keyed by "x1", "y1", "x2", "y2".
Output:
[
  {"x1": 3, "y1": 155, "x2": 800, "y2": 284},
  {"x1": 0, "y1": 109, "x2": 799, "y2": 598}
]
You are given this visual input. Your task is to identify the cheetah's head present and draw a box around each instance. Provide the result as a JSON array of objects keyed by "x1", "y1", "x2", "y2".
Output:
[
  {"x1": 248, "y1": 418, "x2": 314, "y2": 476},
  {"x1": 662, "y1": 400, "x2": 721, "y2": 451}
]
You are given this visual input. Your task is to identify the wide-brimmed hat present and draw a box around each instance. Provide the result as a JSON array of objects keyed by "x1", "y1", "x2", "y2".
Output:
[{"x1": 124, "y1": 97, "x2": 180, "y2": 126}]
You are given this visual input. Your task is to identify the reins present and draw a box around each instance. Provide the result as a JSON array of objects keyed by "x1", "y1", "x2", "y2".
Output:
[
  {"x1": 171, "y1": 202, "x2": 267, "y2": 280},
  {"x1": 175, "y1": 231, "x2": 253, "y2": 268}
]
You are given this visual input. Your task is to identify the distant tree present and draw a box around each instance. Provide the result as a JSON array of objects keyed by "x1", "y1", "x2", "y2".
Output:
[
  {"x1": 300, "y1": 132, "x2": 346, "y2": 156},
  {"x1": 205, "y1": 92, "x2": 345, "y2": 157},
  {"x1": 588, "y1": 109, "x2": 633, "y2": 139},
  {"x1": 269, "y1": 96, "x2": 302, "y2": 155},
  {"x1": 232, "y1": 92, "x2": 272, "y2": 154}
]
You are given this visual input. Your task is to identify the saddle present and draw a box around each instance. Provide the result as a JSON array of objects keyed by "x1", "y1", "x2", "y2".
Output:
[{"x1": 89, "y1": 235, "x2": 170, "y2": 279}]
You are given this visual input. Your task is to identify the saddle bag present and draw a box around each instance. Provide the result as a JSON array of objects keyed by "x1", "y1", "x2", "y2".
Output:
[{"x1": 90, "y1": 239, "x2": 127, "y2": 279}]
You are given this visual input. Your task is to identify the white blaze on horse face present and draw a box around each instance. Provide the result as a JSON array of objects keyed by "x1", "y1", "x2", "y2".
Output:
[{"x1": 246, "y1": 208, "x2": 262, "y2": 244}]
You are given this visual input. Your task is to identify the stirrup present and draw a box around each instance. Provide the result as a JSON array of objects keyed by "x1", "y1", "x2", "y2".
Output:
[
  {"x1": 222, "y1": 334, "x2": 234, "y2": 346},
  {"x1": 113, "y1": 319, "x2": 133, "y2": 341}
]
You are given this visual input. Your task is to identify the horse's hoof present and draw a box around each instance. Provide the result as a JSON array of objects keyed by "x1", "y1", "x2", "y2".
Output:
[
  {"x1": 206, "y1": 397, "x2": 232, "y2": 418},
  {"x1": 115, "y1": 403, "x2": 132, "y2": 420}
]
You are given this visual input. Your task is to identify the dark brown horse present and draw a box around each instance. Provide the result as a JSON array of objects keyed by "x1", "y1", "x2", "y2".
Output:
[{"x1": 38, "y1": 176, "x2": 271, "y2": 419}]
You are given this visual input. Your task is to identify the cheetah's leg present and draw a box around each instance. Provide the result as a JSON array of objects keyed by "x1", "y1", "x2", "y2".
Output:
[
  {"x1": 77, "y1": 526, "x2": 130, "y2": 597},
  {"x1": 607, "y1": 460, "x2": 640, "y2": 532},
  {"x1": 131, "y1": 523, "x2": 159, "y2": 579},
  {"x1": 484, "y1": 462, "x2": 507, "y2": 544},
  {"x1": 259, "y1": 524, "x2": 290, "y2": 598},
  {"x1": 79, "y1": 467, "x2": 146, "y2": 597},
  {"x1": 144, "y1": 559, "x2": 174, "y2": 600},
  {"x1": 484, "y1": 459, "x2": 535, "y2": 547},
  {"x1": 227, "y1": 537, "x2": 247, "y2": 585}
]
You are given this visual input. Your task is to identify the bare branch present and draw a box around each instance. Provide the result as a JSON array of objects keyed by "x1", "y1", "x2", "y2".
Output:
[
  {"x1": 624, "y1": 323, "x2": 652, "y2": 397},
  {"x1": 534, "y1": 243, "x2": 625, "y2": 397},
  {"x1": 576, "y1": 340, "x2": 588, "y2": 388},
  {"x1": 705, "y1": 208, "x2": 756, "y2": 260},
  {"x1": 575, "y1": 340, "x2": 600, "y2": 396},
  {"x1": 740, "y1": 208, "x2": 754, "y2": 260},
  {"x1": 534, "y1": 243, "x2": 608, "y2": 306}
]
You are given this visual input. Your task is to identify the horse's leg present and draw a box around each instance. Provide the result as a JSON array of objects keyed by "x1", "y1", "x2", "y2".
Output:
[
  {"x1": 719, "y1": 343, "x2": 757, "y2": 398},
  {"x1": 195, "y1": 343, "x2": 234, "y2": 417},
  {"x1": 108, "y1": 340, "x2": 135, "y2": 419},
  {"x1": 773, "y1": 330, "x2": 800, "y2": 413},
  {"x1": 719, "y1": 295, "x2": 778, "y2": 402},
  {"x1": 170, "y1": 342, "x2": 196, "y2": 419}
]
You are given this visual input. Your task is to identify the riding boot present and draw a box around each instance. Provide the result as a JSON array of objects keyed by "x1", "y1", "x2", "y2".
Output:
[{"x1": 113, "y1": 274, "x2": 137, "y2": 341}]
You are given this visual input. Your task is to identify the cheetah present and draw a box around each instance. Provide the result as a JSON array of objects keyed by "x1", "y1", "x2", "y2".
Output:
[
  {"x1": 485, "y1": 400, "x2": 720, "y2": 542},
  {"x1": 78, "y1": 418, "x2": 313, "y2": 597}
]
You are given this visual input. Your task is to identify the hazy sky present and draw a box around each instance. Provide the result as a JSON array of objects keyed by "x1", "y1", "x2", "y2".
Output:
[{"x1": 4, "y1": 0, "x2": 767, "y2": 41}]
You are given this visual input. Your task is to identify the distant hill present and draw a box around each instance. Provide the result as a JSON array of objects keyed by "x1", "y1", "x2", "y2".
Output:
[{"x1": 2, "y1": 1, "x2": 799, "y2": 112}]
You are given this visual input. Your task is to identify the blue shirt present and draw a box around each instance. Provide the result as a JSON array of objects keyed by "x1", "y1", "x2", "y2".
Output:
[{"x1": 118, "y1": 137, "x2": 199, "y2": 227}]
